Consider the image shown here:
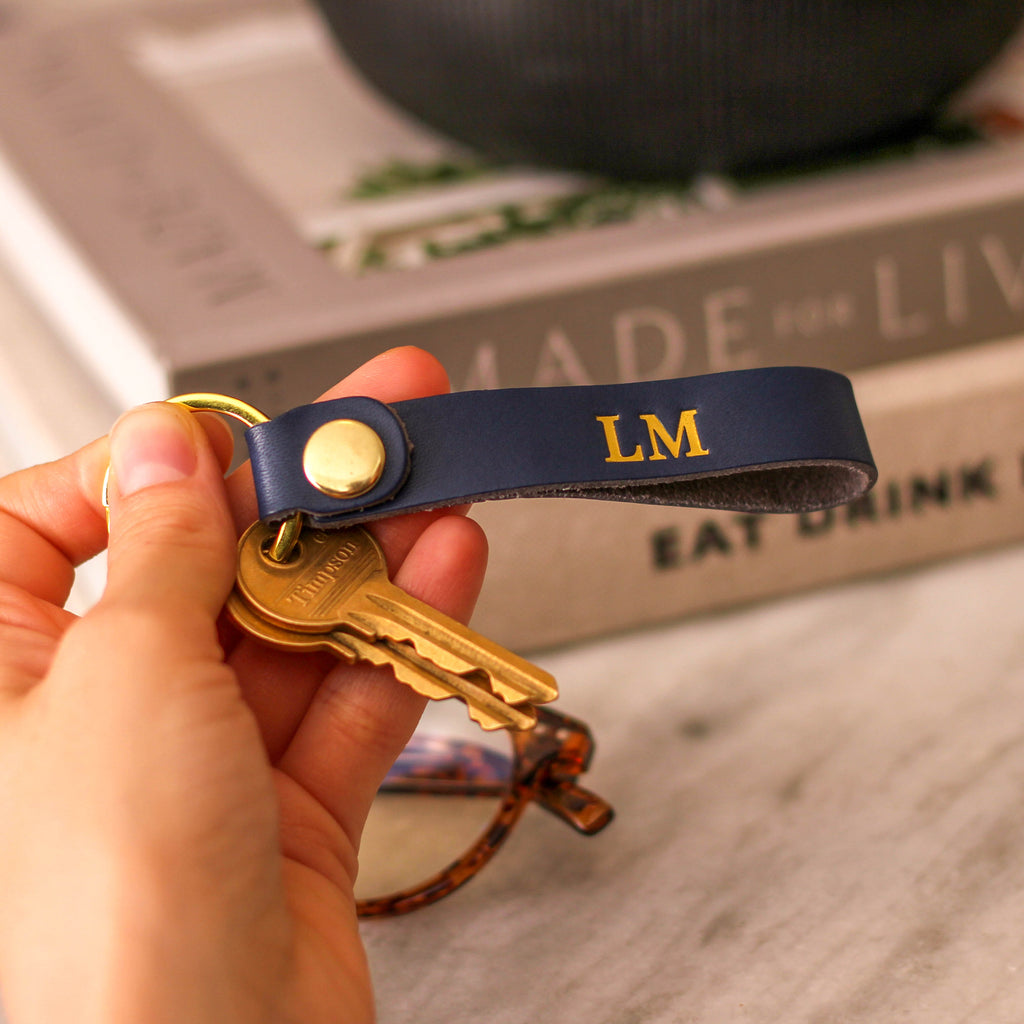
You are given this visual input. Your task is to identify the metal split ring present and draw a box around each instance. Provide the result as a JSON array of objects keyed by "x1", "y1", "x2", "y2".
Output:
[{"x1": 102, "y1": 392, "x2": 303, "y2": 562}]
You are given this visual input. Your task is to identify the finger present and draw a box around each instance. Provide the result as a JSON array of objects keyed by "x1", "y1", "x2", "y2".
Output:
[
  {"x1": 0, "y1": 582, "x2": 75, "y2": 699},
  {"x1": 226, "y1": 641, "x2": 335, "y2": 762},
  {"x1": 0, "y1": 438, "x2": 110, "y2": 606},
  {"x1": 276, "y1": 513, "x2": 489, "y2": 845},
  {"x1": 0, "y1": 408, "x2": 234, "y2": 612},
  {"x1": 103, "y1": 402, "x2": 236, "y2": 623},
  {"x1": 228, "y1": 346, "x2": 459, "y2": 752},
  {"x1": 229, "y1": 509, "x2": 489, "y2": 764}
]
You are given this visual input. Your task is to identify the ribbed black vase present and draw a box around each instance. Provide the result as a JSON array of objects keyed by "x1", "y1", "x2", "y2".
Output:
[{"x1": 313, "y1": 1, "x2": 1024, "y2": 178}]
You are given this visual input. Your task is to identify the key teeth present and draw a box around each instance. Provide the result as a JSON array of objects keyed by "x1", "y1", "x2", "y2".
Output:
[
  {"x1": 351, "y1": 603, "x2": 560, "y2": 706},
  {"x1": 384, "y1": 633, "x2": 557, "y2": 712},
  {"x1": 458, "y1": 668, "x2": 553, "y2": 709},
  {"x1": 489, "y1": 676, "x2": 558, "y2": 707},
  {"x1": 465, "y1": 699, "x2": 538, "y2": 732}
]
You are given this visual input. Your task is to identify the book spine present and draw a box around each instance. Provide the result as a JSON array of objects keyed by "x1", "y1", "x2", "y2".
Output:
[{"x1": 469, "y1": 336, "x2": 1024, "y2": 650}]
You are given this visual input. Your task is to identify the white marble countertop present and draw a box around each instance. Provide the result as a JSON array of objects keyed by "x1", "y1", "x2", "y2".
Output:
[{"x1": 363, "y1": 543, "x2": 1024, "y2": 1023}]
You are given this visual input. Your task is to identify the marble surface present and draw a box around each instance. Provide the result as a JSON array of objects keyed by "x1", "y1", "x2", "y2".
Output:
[{"x1": 364, "y1": 544, "x2": 1024, "y2": 1023}]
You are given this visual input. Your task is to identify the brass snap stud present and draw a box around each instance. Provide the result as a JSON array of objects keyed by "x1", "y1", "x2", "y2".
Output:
[{"x1": 303, "y1": 419, "x2": 386, "y2": 499}]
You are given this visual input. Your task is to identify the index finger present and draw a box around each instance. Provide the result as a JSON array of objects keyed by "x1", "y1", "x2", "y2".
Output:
[{"x1": 0, "y1": 437, "x2": 110, "y2": 606}]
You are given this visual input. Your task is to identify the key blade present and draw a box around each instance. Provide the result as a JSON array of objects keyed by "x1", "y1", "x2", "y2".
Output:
[
  {"x1": 347, "y1": 590, "x2": 558, "y2": 707},
  {"x1": 342, "y1": 631, "x2": 538, "y2": 732},
  {"x1": 227, "y1": 593, "x2": 536, "y2": 732}
]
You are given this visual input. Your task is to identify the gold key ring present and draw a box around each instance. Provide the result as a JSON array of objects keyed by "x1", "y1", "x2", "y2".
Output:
[{"x1": 103, "y1": 392, "x2": 303, "y2": 562}]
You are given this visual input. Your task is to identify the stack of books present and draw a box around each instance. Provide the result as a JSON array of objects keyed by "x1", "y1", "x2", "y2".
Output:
[{"x1": 2, "y1": 0, "x2": 1024, "y2": 647}]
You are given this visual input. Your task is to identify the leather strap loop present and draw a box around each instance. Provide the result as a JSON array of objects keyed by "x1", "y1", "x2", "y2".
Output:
[{"x1": 245, "y1": 367, "x2": 876, "y2": 527}]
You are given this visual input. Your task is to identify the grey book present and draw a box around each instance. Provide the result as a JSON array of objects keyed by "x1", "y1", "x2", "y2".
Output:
[{"x1": 6, "y1": 0, "x2": 1024, "y2": 650}]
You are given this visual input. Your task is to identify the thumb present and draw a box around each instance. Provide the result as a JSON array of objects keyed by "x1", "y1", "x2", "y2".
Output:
[{"x1": 104, "y1": 403, "x2": 237, "y2": 619}]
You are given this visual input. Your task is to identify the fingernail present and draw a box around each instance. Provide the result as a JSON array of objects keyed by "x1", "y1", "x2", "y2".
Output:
[{"x1": 110, "y1": 404, "x2": 198, "y2": 498}]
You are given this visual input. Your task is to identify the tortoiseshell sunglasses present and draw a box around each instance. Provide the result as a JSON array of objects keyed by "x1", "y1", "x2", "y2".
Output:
[{"x1": 356, "y1": 706, "x2": 613, "y2": 917}]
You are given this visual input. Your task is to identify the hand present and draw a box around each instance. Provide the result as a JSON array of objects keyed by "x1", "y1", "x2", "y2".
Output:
[{"x1": 0, "y1": 347, "x2": 488, "y2": 1024}]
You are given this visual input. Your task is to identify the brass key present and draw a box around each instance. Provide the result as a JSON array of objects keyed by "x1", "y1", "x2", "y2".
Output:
[
  {"x1": 231, "y1": 521, "x2": 557, "y2": 730},
  {"x1": 227, "y1": 591, "x2": 538, "y2": 731}
]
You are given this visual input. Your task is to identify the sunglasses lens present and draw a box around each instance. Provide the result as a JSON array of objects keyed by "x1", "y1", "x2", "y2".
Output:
[{"x1": 355, "y1": 700, "x2": 514, "y2": 902}]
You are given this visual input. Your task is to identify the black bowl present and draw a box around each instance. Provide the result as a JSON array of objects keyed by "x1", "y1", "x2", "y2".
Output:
[{"x1": 313, "y1": 0, "x2": 1024, "y2": 179}]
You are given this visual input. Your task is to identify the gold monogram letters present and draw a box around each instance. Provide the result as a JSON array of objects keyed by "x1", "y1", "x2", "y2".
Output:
[{"x1": 596, "y1": 410, "x2": 709, "y2": 463}]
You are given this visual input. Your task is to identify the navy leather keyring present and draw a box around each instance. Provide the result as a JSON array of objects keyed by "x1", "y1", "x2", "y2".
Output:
[{"x1": 244, "y1": 366, "x2": 876, "y2": 527}]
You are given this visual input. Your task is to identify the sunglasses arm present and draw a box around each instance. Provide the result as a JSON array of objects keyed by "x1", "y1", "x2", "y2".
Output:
[{"x1": 535, "y1": 778, "x2": 614, "y2": 834}]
